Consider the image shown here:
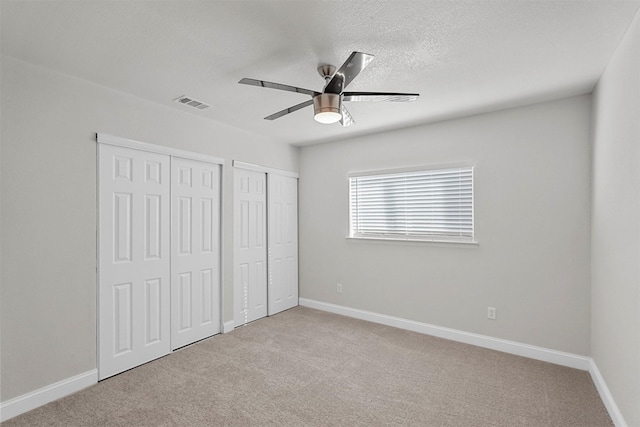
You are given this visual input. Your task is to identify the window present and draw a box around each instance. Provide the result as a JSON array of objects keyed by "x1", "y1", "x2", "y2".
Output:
[{"x1": 349, "y1": 165, "x2": 474, "y2": 243}]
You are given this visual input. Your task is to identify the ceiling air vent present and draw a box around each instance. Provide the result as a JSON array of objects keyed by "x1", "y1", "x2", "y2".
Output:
[{"x1": 174, "y1": 95, "x2": 210, "y2": 110}]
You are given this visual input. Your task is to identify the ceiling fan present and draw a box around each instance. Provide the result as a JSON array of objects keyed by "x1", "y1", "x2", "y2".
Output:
[{"x1": 238, "y1": 51, "x2": 419, "y2": 127}]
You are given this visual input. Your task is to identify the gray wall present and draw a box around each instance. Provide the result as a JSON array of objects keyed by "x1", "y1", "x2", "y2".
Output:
[
  {"x1": 0, "y1": 56, "x2": 298, "y2": 401},
  {"x1": 299, "y1": 95, "x2": 592, "y2": 356},
  {"x1": 591, "y1": 10, "x2": 640, "y2": 427}
]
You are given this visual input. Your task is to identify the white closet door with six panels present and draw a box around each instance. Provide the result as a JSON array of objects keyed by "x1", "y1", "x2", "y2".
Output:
[
  {"x1": 98, "y1": 144, "x2": 171, "y2": 380},
  {"x1": 233, "y1": 168, "x2": 268, "y2": 325},
  {"x1": 267, "y1": 174, "x2": 298, "y2": 315},
  {"x1": 171, "y1": 157, "x2": 221, "y2": 350}
]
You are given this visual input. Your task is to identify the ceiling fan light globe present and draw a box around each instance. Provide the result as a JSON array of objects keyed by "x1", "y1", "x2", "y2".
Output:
[
  {"x1": 313, "y1": 94, "x2": 341, "y2": 124},
  {"x1": 314, "y1": 111, "x2": 342, "y2": 124}
]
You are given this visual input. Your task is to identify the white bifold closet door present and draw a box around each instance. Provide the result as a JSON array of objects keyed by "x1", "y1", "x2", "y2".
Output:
[
  {"x1": 234, "y1": 168, "x2": 268, "y2": 325},
  {"x1": 99, "y1": 138, "x2": 223, "y2": 380},
  {"x1": 99, "y1": 144, "x2": 171, "y2": 380},
  {"x1": 234, "y1": 164, "x2": 299, "y2": 326},
  {"x1": 267, "y1": 174, "x2": 299, "y2": 315},
  {"x1": 171, "y1": 157, "x2": 221, "y2": 350}
]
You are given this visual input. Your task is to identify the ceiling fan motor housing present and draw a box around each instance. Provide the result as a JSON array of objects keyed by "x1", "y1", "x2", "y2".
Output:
[{"x1": 313, "y1": 93, "x2": 341, "y2": 123}]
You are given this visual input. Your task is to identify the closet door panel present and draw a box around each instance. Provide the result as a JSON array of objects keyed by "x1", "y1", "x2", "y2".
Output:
[
  {"x1": 99, "y1": 144, "x2": 171, "y2": 380},
  {"x1": 268, "y1": 174, "x2": 299, "y2": 315},
  {"x1": 171, "y1": 157, "x2": 221, "y2": 350},
  {"x1": 234, "y1": 168, "x2": 268, "y2": 325}
]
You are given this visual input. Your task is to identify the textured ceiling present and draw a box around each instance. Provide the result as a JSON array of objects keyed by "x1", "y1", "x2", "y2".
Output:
[{"x1": 2, "y1": 1, "x2": 639, "y2": 146}]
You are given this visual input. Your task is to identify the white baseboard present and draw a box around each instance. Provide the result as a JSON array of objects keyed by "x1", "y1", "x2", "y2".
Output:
[
  {"x1": 223, "y1": 320, "x2": 235, "y2": 334},
  {"x1": 589, "y1": 360, "x2": 628, "y2": 427},
  {"x1": 0, "y1": 369, "x2": 98, "y2": 422},
  {"x1": 299, "y1": 298, "x2": 591, "y2": 370}
]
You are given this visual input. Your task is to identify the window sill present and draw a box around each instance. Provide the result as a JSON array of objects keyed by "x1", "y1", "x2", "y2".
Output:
[{"x1": 346, "y1": 236, "x2": 479, "y2": 246}]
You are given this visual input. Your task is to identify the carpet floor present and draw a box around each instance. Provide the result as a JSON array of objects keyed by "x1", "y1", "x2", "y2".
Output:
[{"x1": 3, "y1": 306, "x2": 612, "y2": 426}]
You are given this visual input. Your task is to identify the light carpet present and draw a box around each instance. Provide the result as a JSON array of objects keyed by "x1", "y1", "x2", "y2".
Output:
[{"x1": 3, "y1": 306, "x2": 612, "y2": 426}]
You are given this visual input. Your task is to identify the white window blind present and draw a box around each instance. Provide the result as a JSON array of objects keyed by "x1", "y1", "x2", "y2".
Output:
[{"x1": 349, "y1": 166, "x2": 474, "y2": 242}]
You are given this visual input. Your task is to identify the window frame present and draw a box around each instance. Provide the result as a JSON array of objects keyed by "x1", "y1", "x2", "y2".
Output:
[{"x1": 347, "y1": 163, "x2": 476, "y2": 244}]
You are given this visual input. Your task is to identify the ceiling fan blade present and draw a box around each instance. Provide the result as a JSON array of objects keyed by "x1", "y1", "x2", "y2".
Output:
[
  {"x1": 264, "y1": 99, "x2": 314, "y2": 120},
  {"x1": 323, "y1": 51, "x2": 375, "y2": 94},
  {"x1": 239, "y1": 78, "x2": 320, "y2": 97},
  {"x1": 343, "y1": 92, "x2": 420, "y2": 102},
  {"x1": 340, "y1": 104, "x2": 355, "y2": 127}
]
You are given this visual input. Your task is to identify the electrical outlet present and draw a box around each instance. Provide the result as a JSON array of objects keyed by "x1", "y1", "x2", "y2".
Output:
[
  {"x1": 487, "y1": 307, "x2": 497, "y2": 320},
  {"x1": 337, "y1": 283, "x2": 343, "y2": 293}
]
